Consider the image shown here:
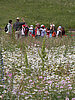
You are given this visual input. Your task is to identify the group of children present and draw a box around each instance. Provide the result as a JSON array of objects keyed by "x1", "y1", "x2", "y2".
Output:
[
  {"x1": 5, "y1": 17, "x2": 65, "y2": 39},
  {"x1": 21, "y1": 23, "x2": 65, "y2": 38}
]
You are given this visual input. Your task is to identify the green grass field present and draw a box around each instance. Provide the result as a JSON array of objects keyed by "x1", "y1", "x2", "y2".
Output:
[
  {"x1": 0, "y1": 0, "x2": 75, "y2": 30},
  {"x1": 0, "y1": 1, "x2": 75, "y2": 99}
]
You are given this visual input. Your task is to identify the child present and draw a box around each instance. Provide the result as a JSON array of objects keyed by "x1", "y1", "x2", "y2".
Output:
[
  {"x1": 57, "y1": 26, "x2": 62, "y2": 37},
  {"x1": 46, "y1": 27, "x2": 50, "y2": 38},
  {"x1": 40, "y1": 24, "x2": 46, "y2": 37},
  {"x1": 61, "y1": 27, "x2": 65, "y2": 36},
  {"x1": 21, "y1": 24, "x2": 29, "y2": 36},
  {"x1": 21, "y1": 24, "x2": 25, "y2": 36},
  {"x1": 25, "y1": 25, "x2": 29, "y2": 36},
  {"x1": 48, "y1": 24, "x2": 56, "y2": 38},
  {"x1": 29, "y1": 25, "x2": 35, "y2": 38},
  {"x1": 35, "y1": 23, "x2": 40, "y2": 37},
  {"x1": 50, "y1": 24, "x2": 56, "y2": 33}
]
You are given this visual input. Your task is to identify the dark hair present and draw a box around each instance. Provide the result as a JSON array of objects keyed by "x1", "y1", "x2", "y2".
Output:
[
  {"x1": 16, "y1": 19, "x2": 19, "y2": 22},
  {"x1": 9, "y1": 20, "x2": 12, "y2": 23}
]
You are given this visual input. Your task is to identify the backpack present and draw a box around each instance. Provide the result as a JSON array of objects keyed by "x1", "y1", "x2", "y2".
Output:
[
  {"x1": 52, "y1": 32, "x2": 56, "y2": 37},
  {"x1": 5, "y1": 24, "x2": 8, "y2": 32}
]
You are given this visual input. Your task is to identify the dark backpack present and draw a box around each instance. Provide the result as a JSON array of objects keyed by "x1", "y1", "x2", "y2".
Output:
[{"x1": 5, "y1": 24, "x2": 8, "y2": 32}]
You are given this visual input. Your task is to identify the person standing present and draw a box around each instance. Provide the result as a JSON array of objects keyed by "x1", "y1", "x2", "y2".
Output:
[
  {"x1": 6, "y1": 20, "x2": 12, "y2": 35},
  {"x1": 13, "y1": 17, "x2": 25, "y2": 39},
  {"x1": 35, "y1": 23, "x2": 40, "y2": 37}
]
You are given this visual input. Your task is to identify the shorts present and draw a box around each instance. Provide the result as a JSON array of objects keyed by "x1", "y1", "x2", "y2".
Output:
[{"x1": 15, "y1": 31, "x2": 21, "y2": 39}]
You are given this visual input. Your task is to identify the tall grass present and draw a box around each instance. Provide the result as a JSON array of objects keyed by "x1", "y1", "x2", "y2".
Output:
[{"x1": 0, "y1": 31, "x2": 75, "y2": 99}]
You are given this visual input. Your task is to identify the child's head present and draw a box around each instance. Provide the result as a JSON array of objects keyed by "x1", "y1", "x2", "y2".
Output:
[
  {"x1": 50, "y1": 24, "x2": 53, "y2": 30},
  {"x1": 58, "y1": 26, "x2": 62, "y2": 30},
  {"x1": 22, "y1": 25, "x2": 25, "y2": 27},
  {"x1": 30, "y1": 25, "x2": 33, "y2": 27},
  {"x1": 29, "y1": 25, "x2": 33, "y2": 30},
  {"x1": 50, "y1": 24, "x2": 55, "y2": 30},
  {"x1": 41, "y1": 24, "x2": 45, "y2": 29},
  {"x1": 36, "y1": 23, "x2": 40, "y2": 28}
]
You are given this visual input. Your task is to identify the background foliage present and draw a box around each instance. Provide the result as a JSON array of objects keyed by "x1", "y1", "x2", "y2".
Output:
[{"x1": 0, "y1": 0, "x2": 75, "y2": 30}]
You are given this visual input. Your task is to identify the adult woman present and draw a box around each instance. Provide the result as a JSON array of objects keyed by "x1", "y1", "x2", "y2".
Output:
[{"x1": 6, "y1": 20, "x2": 12, "y2": 34}]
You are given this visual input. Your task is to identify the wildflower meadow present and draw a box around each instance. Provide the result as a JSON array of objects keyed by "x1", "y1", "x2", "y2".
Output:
[{"x1": 0, "y1": 32, "x2": 75, "y2": 100}]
